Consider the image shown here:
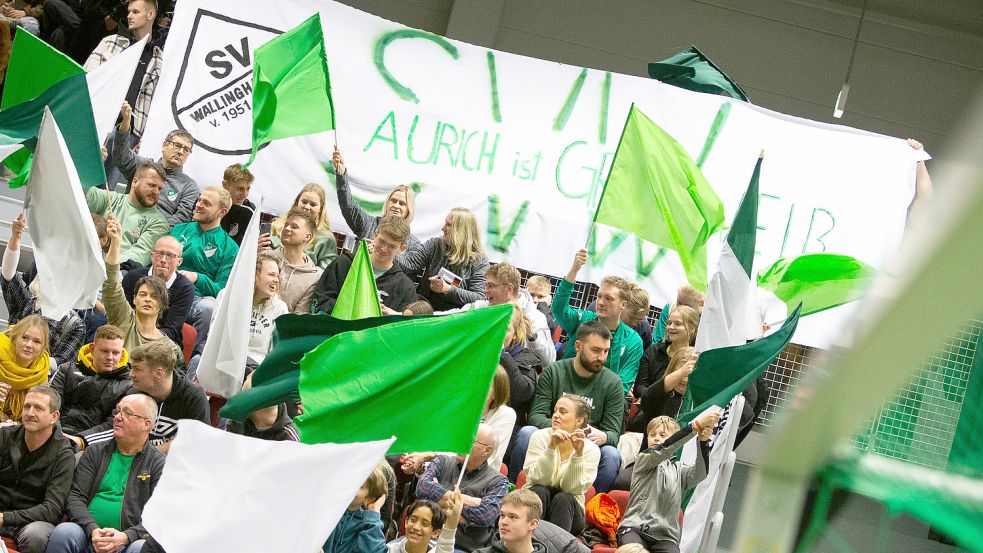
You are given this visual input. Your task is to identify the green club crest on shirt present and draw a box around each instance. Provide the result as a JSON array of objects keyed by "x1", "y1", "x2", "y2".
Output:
[{"x1": 204, "y1": 244, "x2": 217, "y2": 258}]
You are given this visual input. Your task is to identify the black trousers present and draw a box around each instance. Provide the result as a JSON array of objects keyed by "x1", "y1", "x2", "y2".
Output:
[
  {"x1": 618, "y1": 527, "x2": 680, "y2": 553},
  {"x1": 528, "y1": 485, "x2": 585, "y2": 536}
]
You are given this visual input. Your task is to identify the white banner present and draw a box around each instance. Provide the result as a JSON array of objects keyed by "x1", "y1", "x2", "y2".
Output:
[{"x1": 143, "y1": 0, "x2": 921, "y2": 348}]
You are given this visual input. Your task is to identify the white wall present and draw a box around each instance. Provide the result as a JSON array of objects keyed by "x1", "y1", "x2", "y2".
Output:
[{"x1": 339, "y1": 0, "x2": 983, "y2": 175}]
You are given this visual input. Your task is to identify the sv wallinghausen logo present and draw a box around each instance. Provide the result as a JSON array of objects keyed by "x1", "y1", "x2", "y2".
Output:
[{"x1": 170, "y1": 10, "x2": 281, "y2": 155}]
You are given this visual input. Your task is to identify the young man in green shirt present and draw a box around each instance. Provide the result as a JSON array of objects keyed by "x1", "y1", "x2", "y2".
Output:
[
  {"x1": 47, "y1": 394, "x2": 165, "y2": 553},
  {"x1": 552, "y1": 248, "x2": 644, "y2": 394},
  {"x1": 85, "y1": 161, "x2": 169, "y2": 268},
  {"x1": 170, "y1": 186, "x2": 238, "y2": 354},
  {"x1": 508, "y1": 321, "x2": 626, "y2": 492}
]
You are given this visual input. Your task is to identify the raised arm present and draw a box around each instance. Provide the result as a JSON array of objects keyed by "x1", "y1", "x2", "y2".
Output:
[
  {"x1": 332, "y1": 148, "x2": 377, "y2": 239},
  {"x1": 552, "y1": 249, "x2": 588, "y2": 334}
]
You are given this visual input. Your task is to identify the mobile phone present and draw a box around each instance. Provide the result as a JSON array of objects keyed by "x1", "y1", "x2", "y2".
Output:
[{"x1": 259, "y1": 221, "x2": 272, "y2": 235}]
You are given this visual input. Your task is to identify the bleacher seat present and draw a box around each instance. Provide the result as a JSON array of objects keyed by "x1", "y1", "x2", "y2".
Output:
[{"x1": 181, "y1": 323, "x2": 196, "y2": 364}]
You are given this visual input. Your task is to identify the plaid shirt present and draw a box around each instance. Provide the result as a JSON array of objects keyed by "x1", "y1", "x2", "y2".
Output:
[
  {"x1": 84, "y1": 34, "x2": 163, "y2": 137},
  {"x1": 0, "y1": 273, "x2": 85, "y2": 367}
]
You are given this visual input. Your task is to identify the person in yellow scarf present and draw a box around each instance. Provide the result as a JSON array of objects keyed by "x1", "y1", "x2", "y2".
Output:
[{"x1": 0, "y1": 314, "x2": 51, "y2": 421}]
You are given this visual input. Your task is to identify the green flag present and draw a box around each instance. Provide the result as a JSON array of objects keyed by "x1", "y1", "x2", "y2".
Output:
[
  {"x1": 3, "y1": 29, "x2": 84, "y2": 109},
  {"x1": 2, "y1": 29, "x2": 86, "y2": 186},
  {"x1": 296, "y1": 304, "x2": 511, "y2": 454},
  {"x1": 245, "y1": 12, "x2": 335, "y2": 167},
  {"x1": 219, "y1": 313, "x2": 405, "y2": 421},
  {"x1": 0, "y1": 72, "x2": 105, "y2": 188},
  {"x1": 332, "y1": 240, "x2": 381, "y2": 320},
  {"x1": 757, "y1": 253, "x2": 876, "y2": 317},
  {"x1": 594, "y1": 104, "x2": 725, "y2": 290},
  {"x1": 648, "y1": 45, "x2": 750, "y2": 102},
  {"x1": 678, "y1": 304, "x2": 801, "y2": 425}
]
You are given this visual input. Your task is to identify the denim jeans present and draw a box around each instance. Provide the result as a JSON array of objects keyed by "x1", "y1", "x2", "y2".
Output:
[
  {"x1": 45, "y1": 522, "x2": 145, "y2": 553},
  {"x1": 188, "y1": 295, "x2": 217, "y2": 356}
]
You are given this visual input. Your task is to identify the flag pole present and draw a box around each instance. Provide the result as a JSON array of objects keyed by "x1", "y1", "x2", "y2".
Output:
[
  {"x1": 456, "y1": 455, "x2": 471, "y2": 488},
  {"x1": 586, "y1": 103, "x2": 636, "y2": 249}
]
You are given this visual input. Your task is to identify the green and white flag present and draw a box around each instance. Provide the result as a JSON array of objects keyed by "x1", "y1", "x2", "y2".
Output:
[
  {"x1": 0, "y1": 29, "x2": 141, "y2": 188},
  {"x1": 695, "y1": 154, "x2": 763, "y2": 353},
  {"x1": 594, "y1": 104, "x2": 725, "y2": 290},
  {"x1": 24, "y1": 108, "x2": 106, "y2": 321},
  {"x1": 245, "y1": 12, "x2": 335, "y2": 166}
]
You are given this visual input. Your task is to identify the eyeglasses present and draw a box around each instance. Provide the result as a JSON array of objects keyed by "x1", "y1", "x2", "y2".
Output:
[
  {"x1": 152, "y1": 250, "x2": 179, "y2": 260},
  {"x1": 112, "y1": 407, "x2": 150, "y2": 421},
  {"x1": 474, "y1": 440, "x2": 493, "y2": 449},
  {"x1": 166, "y1": 140, "x2": 193, "y2": 154}
]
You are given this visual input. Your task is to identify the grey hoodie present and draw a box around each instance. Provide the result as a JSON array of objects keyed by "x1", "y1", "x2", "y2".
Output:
[{"x1": 112, "y1": 129, "x2": 201, "y2": 226}]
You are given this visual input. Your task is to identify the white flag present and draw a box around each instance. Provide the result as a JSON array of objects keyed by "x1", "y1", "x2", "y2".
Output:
[
  {"x1": 196, "y1": 200, "x2": 261, "y2": 398},
  {"x1": 142, "y1": 420, "x2": 393, "y2": 553},
  {"x1": 23, "y1": 108, "x2": 106, "y2": 320},
  {"x1": 680, "y1": 396, "x2": 745, "y2": 553},
  {"x1": 86, "y1": 36, "x2": 147, "y2": 142}
]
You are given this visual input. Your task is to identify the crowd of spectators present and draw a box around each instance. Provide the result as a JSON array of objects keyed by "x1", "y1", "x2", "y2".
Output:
[{"x1": 0, "y1": 2, "x2": 935, "y2": 552}]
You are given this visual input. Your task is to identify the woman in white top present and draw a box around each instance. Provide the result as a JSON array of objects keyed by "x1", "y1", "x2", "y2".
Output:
[
  {"x1": 522, "y1": 393, "x2": 600, "y2": 535},
  {"x1": 482, "y1": 365, "x2": 516, "y2": 470}
]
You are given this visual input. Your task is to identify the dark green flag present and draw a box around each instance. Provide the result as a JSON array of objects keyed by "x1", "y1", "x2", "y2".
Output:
[
  {"x1": 678, "y1": 304, "x2": 801, "y2": 424},
  {"x1": 297, "y1": 305, "x2": 511, "y2": 454},
  {"x1": 648, "y1": 45, "x2": 750, "y2": 102},
  {"x1": 219, "y1": 313, "x2": 405, "y2": 421}
]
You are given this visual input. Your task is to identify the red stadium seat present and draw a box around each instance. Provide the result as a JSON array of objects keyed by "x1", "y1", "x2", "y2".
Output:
[{"x1": 181, "y1": 323, "x2": 196, "y2": 364}]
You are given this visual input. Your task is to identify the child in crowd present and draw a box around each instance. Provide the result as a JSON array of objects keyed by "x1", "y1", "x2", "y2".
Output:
[
  {"x1": 403, "y1": 300, "x2": 434, "y2": 315},
  {"x1": 386, "y1": 492, "x2": 463, "y2": 553},
  {"x1": 617, "y1": 410, "x2": 721, "y2": 553},
  {"x1": 524, "y1": 276, "x2": 557, "y2": 334},
  {"x1": 323, "y1": 464, "x2": 390, "y2": 553}
]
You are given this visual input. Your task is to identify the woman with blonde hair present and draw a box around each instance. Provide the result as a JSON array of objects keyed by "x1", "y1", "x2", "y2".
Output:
[
  {"x1": 631, "y1": 305, "x2": 699, "y2": 405},
  {"x1": 399, "y1": 207, "x2": 489, "y2": 311},
  {"x1": 482, "y1": 365, "x2": 516, "y2": 470},
  {"x1": 501, "y1": 304, "x2": 543, "y2": 457},
  {"x1": 522, "y1": 393, "x2": 600, "y2": 534},
  {"x1": 264, "y1": 183, "x2": 338, "y2": 269},
  {"x1": 332, "y1": 148, "x2": 422, "y2": 256},
  {"x1": 0, "y1": 315, "x2": 50, "y2": 421}
]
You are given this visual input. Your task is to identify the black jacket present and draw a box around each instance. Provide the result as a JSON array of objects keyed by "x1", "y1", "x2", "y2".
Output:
[
  {"x1": 311, "y1": 253, "x2": 417, "y2": 314},
  {"x1": 500, "y1": 346, "x2": 543, "y2": 428},
  {"x1": 632, "y1": 340, "x2": 670, "y2": 400},
  {"x1": 225, "y1": 404, "x2": 299, "y2": 441},
  {"x1": 50, "y1": 344, "x2": 133, "y2": 441},
  {"x1": 67, "y1": 439, "x2": 165, "y2": 544},
  {"x1": 122, "y1": 266, "x2": 195, "y2": 345},
  {"x1": 0, "y1": 424, "x2": 75, "y2": 527}
]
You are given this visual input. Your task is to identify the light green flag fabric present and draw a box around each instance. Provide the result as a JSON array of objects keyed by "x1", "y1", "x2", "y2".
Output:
[
  {"x1": 648, "y1": 45, "x2": 750, "y2": 102},
  {"x1": 594, "y1": 104, "x2": 725, "y2": 290},
  {"x1": 679, "y1": 303, "x2": 801, "y2": 425},
  {"x1": 0, "y1": 73, "x2": 105, "y2": 188},
  {"x1": 245, "y1": 12, "x2": 335, "y2": 167},
  {"x1": 2, "y1": 29, "x2": 86, "y2": 187},
  {"x1": 296, "y1": 304, "x2": 511, "y2": 454},
  {"x1": 331, "y1": 240, "x2": 381, "y2": 320},
  {"x1": 757, "y1": 253, "x2": 876, "y2": 316}
]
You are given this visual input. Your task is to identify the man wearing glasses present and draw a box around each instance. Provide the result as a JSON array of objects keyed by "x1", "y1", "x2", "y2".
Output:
[
  {"x1": 84, "y1": 160, "x2": 170, "y2": 269},
  {"x1": 120, "y1": 235, "x2": 195, "y2": 344},
  {"x1": 414, "y1": 423, "x2": 509, "y2": 552},
  {"x1": 113, "y1": 101, "x2": 200, "y2": 227},
  {"x1": 46, "y1": 393, "x2": 164, "y2": 553}
]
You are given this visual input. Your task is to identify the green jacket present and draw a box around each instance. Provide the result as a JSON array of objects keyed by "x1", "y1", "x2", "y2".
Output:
[
  {"x1": 85, "y1": 188, "x2": 169, "y2": 266},
  {"x1": 170, "y1": 222, "x2": 238, "y2": 297},
  {"x1": 552, "y1": 279, "x2": 644, "y2": 393}
]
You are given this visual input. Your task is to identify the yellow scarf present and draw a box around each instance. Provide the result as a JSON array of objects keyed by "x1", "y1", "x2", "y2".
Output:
[{"x1": 0, "y1": 333, "x2": 50, "y2": 421}]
